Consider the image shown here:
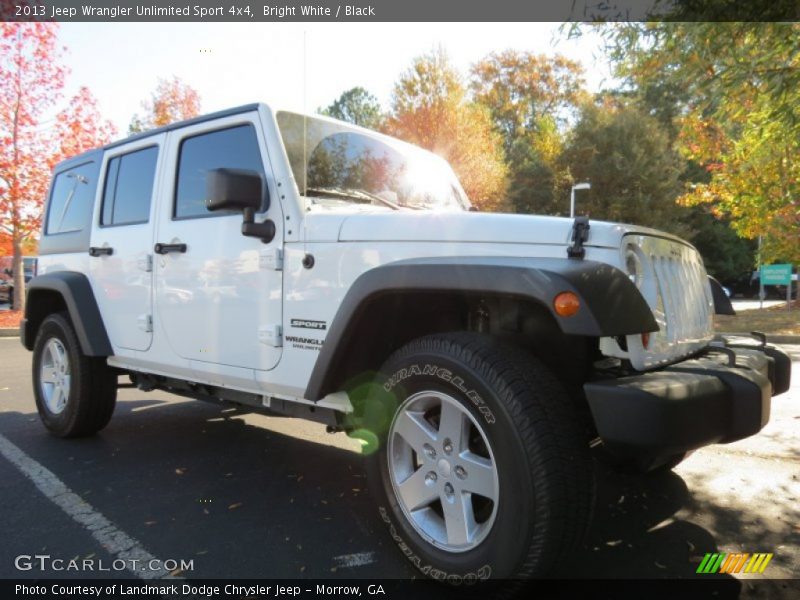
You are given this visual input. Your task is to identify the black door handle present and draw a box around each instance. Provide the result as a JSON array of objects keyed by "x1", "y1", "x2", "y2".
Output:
[
  {"x1": 154, "y1": 242, "x2": 187, "y2": 255},
  {"x1": 89, "y1": 246, "x2": 114, "y2": 257}
]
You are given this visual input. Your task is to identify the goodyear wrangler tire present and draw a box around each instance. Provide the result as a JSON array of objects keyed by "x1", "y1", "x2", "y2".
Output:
[
  {"x1": 32, "y1": 312, "x2": 117, "y2": 438},
  {"x1": 365, "y1": 333, "x2": 595, "y2": 580}
]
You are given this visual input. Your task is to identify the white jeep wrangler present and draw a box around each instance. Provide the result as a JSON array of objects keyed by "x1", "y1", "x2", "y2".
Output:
[{"x1": 21, "y1": 104, "x2": 791, "y2": 580}]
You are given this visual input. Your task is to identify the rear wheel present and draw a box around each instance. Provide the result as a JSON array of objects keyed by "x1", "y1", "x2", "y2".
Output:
[
  {"x1": 362, "y1": 333, "x2": 595, "y2": 580},
  {"x1": 32, "y1": 312, "x2": 117, "y2": 437}
]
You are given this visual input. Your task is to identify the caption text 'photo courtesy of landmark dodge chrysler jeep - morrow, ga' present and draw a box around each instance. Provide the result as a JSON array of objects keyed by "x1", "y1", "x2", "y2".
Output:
[{"x1": 20, "y1": 103, "x2": 791, "y2": 581}]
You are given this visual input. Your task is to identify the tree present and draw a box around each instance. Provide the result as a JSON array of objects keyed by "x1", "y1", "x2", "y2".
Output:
[
  {"x1": 471, "y1": 51, "x2": 587, "y2": 153},
  {"x1": 320, "y1": 87, "x2": 384, "y2": 130},
  {"x1": 683, "y1": 207, "x2": 757, "y2": 282},
  {"x1": 591, "y1": 21, "x2": 800, "y2": 263},
  {"x1": 385, "y1": 50, "x2": 508, "y2": 211},
  {"x1": 505, "y1": 114, "x2": 572, "y2": 215},
  {"x1": 560, "y1": 101, "x2": 687, "y2": 233},
  {"x1": 129, "y1": 76, "x2": 201, "y2": 133},
  {"x1": 53, "y1": 87, "x2": 117, "y2": 163},
  {"x1": 0, "y1": 22, "x2": 66, "y2": 312}
]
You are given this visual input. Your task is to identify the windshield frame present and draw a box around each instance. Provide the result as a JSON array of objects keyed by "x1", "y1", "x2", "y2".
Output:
[{"x1": 275, "y1": 110, "x2": 472, "y2": 213}]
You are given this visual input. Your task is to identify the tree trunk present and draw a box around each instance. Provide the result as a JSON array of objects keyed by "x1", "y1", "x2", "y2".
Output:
[{"x1": 11, "y1": 233, "x2": 25, "y2": 314}]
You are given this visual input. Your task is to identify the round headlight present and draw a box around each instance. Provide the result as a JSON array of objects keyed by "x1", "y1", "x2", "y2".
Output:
[{"x1": 625, "y1": 246, "x2": 644, "y2": 288}]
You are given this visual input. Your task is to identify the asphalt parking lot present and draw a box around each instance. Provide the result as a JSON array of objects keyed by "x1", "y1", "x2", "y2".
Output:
[{"x1": 0, "y1": 338, "x2": 798, "y2": 595}]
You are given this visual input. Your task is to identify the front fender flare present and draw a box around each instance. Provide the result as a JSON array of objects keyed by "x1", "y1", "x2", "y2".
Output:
[{"x1": 305, "y1": 257, "x2": 657, "y2": 400}]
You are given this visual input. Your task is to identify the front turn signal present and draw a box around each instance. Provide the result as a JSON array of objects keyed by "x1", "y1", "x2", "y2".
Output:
[{"x1": 553, "y1": 292, "x2": 580, "y2": 317}]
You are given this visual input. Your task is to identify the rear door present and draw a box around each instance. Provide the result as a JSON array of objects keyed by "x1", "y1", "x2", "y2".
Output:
[{"x1": 89, "y1": 135, "x2": 164, "y2": 352}]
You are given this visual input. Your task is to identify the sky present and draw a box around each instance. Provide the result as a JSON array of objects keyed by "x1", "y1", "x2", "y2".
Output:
[{"x1": 57, "y1": 22, "x2": 615, "y2": 135}]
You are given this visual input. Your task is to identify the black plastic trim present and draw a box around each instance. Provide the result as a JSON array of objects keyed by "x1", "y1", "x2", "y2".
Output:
[
  {"x1": 584, "y1": 346, "x2": 773, "y2": 458},
  {"x1": 23, "y1": 272, "x2": 113, "y2": 356},
  {"x1": 708, "y1": 275, "x2": 736, "y2": 315},
  {"x1": 305, "y1": 257, "x2": 657, "y2": 400},
  {"x1": 762, "y1": 345, "x2": 791, "y2": 396}
]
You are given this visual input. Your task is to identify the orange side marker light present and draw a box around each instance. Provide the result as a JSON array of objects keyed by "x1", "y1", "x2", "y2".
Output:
[{"x1": 553, "y1": 292, "x2": 580, "y2": 317}]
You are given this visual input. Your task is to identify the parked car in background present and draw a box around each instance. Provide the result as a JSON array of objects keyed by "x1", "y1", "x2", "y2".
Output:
[{"x1": 0, "y1": 256, "x2": 38, "y2": 309}]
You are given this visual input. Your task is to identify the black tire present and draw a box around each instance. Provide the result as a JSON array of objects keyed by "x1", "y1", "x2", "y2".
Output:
[
  {"x1": 32, "y1": 312, "x2": 117, "y2": 437},
  {"x1": 359, "y1": 333, "x2": 595, "y2": 581}
]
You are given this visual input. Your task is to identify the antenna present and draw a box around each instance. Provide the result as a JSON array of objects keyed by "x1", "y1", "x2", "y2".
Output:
[{"x1": 303, "y1": 30, "x2": 308, "y2": 254}]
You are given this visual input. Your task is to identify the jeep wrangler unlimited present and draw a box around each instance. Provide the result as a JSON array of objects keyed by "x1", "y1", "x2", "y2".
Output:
[{"x1": 21, "y1": 104, "x2": 791, "y2": 580}]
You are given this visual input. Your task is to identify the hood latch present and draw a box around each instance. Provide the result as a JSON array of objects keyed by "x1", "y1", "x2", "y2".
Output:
[{"x1": 567, "y1": 216, "x2": 591, "y2": 259}]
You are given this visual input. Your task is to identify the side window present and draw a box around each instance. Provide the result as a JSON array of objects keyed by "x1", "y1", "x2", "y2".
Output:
[
  {"x1": 45, "y1": 161, "x2": 98, "y2": 235},
  {"x1": 101, "y1": 146, "x2": 158, "y2": 226},
  {"x1": 174, "y1": 124, "x2": 265, "y2": 219}
]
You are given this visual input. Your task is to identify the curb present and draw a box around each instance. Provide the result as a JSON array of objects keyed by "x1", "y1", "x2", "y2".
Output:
[
  {"x1": 718, "y1": 332, "x2": 800, "y2": 344},
  {"x1": 765, "y1": 335, "x2": 800, "y2": 344},
  {"x1": 0, "y1": 328, "x2": 19, "y2": 338}
]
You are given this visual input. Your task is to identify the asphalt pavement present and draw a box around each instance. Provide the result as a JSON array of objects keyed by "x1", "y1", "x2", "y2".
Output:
[{"x1": 0, "y1": 338, "x2": 798, "y2": 596}]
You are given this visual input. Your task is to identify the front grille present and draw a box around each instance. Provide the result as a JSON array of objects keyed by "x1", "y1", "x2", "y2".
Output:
[
  {"x1": 652, "y1": 254, "x2": 714, "y2": 344},
  {"x1": 624, "y1": 234, "x2": 714, "y2": 370}
]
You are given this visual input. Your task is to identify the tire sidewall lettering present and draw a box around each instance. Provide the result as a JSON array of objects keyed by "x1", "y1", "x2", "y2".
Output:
[
  {"x1": 378, "y1": 506, "x2": 491, "y2": 583},
  {"x1": 382, "y1": 363, "x2": 496, "y2": 425}
]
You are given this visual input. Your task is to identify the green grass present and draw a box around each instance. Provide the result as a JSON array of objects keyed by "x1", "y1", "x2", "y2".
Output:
[{"x1": 715, "y1": 302, "x2": 800, "y2": 336}]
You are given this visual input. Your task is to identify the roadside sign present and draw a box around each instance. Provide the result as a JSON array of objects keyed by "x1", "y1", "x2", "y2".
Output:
[{"x1": 760, "y1": 264, "x2": 793, "y2": 286}]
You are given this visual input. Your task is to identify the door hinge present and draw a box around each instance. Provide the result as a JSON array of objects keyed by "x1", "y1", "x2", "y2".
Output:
[
  {"x1": 138, "y1": 254, "x2": 153, "y2": 272},
  {"x1": 258, "y1": 324, "x2": 283, "y2": 347},
  {"x1": 259, "y1": 248, "x2": 283, "y2": 271},
  {"x1": 137, "y1": 314, "x2": 153, "y2": 333}
]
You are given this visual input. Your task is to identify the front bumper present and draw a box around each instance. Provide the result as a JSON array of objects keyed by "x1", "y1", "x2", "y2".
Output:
[{"x1": 584, "y1": 335, "x2": 792, "y2": 462}]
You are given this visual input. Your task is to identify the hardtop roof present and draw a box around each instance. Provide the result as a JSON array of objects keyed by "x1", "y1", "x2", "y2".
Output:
[{"x1": 53, "y1": 102, "x2": 263, "y2": 172}]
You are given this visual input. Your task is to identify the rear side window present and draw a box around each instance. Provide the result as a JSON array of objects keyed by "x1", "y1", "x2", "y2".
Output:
[
  {"x1": 46, "y1": 161, "x2": 98, "y2": 234},
  {"x1": 174, "y1": 124, "x2": 265, "y2": 219},
  {"x1": 101, "y1": 146, "x2": 158, "y2": 226}
]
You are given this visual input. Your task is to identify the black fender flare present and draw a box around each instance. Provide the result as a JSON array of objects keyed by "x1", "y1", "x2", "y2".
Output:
[
  {"x1": 305, "y1": 257, "x2": 657, "y2": 400},
  {"x1": 22, "y1": 272, "x2": 112, "y2": 356}
]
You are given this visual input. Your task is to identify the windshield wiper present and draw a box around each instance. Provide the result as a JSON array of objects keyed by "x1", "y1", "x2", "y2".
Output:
[{"x1": 305, "y1": 187, "x2": 400, "y2": 210}]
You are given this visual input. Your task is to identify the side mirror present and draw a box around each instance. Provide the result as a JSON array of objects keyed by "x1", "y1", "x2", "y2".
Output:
[
  {"x1": 206, "y1": 168, "x2": 275, "y2": 243},
  {"x1": 206, "y1": 168, "x2": 265, "y2": 212}
]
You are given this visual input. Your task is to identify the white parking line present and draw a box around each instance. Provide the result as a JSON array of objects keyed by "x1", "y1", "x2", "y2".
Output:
[
  {"x1": 332, "y1": 551, "x2": 377, "y2": 569},
  {"x1": 0, "y1": 433, "x2": 171, "y2": 579}
]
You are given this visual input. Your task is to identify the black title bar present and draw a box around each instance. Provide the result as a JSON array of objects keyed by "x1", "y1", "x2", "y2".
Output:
[{"x1": 3, "y1": 0, "x2": 799, "y2": 22}]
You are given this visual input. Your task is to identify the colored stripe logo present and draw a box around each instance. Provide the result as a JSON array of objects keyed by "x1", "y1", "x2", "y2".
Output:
[{"x1": 696, "y1": 552, "x2": 773, "y2": 574}]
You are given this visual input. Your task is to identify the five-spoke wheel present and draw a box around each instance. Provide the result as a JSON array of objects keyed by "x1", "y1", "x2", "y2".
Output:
[
  {"x1": 388, "y1": 390, "x2": 499, "y2": 552},
  {"x1": 39, "y1": 338, "x2": 71, "y2": 415}
]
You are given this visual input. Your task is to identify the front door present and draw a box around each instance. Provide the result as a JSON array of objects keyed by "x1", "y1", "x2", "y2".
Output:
[
  {"x1": 90, "y1": 135, "x2": 164, "y2": 352},
  {"x1": 154, "y1": 113, "x2": 283, "y2": 379}
]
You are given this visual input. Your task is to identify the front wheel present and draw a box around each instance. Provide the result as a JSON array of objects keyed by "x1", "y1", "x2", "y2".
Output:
[
  {"x1": 363, "y1": 333, "x2": 595, "y2": 580},
  {"x1": 32, "y1": 312, "x2": 117, "y2": 437}
]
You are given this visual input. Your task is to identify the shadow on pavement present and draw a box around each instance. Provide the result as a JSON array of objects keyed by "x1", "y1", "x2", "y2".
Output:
[
  {"x1": 0, "y1": 396, "x2": 409, "y2": 579},
  {"x1": 0, "y1": 395, "x2": 795, "y2": 596}
]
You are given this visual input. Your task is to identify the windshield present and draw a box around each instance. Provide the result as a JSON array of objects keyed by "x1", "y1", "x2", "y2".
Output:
[{"x1": 276, "y1": 111, "x2": 469, "y2": 211}]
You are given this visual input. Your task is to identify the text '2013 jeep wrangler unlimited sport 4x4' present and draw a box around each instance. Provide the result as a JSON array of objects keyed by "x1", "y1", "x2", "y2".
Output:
[{"x1": 22, "y1": 104, "x2": 791, "y2": 581}]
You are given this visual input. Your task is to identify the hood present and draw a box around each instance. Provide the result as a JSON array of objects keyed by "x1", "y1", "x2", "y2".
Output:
[{"x1": 302, "y1": 210, "x2": 683, "y2": 249}]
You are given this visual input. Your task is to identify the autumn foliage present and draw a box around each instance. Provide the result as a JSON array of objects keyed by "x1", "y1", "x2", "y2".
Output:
[
  {"x1": 384, "y1": 50, "x2": 508, "y2": 212},
  {"x1": 53, "y1": 86, "x2": 117, "y2": 164},
  {"x1": 129, "y1": 76, "x2": 201, "y2": 133},
  {"x1": 0, "y1": 22, "x2": 66, "y2": 310}
]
